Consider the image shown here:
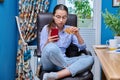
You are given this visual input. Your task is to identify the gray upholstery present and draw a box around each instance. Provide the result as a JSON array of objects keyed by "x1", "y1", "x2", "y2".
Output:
[{"x1": 36, "y1": 13, "x2": 93, "y2": 80}]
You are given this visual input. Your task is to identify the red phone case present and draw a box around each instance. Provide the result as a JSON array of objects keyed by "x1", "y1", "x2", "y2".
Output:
[{"x1": 50, "y1": 28, "x2": 58, "y2": 36}]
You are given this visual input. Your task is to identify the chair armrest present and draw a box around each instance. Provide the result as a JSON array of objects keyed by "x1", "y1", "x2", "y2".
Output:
[{"x1": 78, "y1": 49, "x2": 92, "y2": 56}]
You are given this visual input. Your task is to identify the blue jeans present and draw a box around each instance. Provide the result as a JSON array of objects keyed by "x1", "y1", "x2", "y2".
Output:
[{"x1": 41, "y1": 43, "x2": 94, "y2": 76}]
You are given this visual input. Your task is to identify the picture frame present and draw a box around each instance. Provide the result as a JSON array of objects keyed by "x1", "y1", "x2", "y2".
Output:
[{"x1": 112, "y1": 0, "x2": 120, "y2": 7}]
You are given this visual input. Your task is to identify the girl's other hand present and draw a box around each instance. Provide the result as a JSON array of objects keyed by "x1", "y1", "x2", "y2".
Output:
[{"x1": 65, "y1": 26, "x2": 79, "y2": 35}]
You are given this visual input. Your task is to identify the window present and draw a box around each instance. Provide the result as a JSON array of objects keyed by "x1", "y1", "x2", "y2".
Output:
[{"x1": 65, "y1": 0, "x2": 94, "y2": 28}]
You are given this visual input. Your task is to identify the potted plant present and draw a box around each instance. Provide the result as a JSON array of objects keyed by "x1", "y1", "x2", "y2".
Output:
[
  {"x1": 74, "y1": 0, "x2": 93, "y2": 28},
  {"x1": 102, "y1": 8, "x2": 120, "y2": 43},
  {"x1": 74, "y1": 0, "x2": 92, "y2": 19}
]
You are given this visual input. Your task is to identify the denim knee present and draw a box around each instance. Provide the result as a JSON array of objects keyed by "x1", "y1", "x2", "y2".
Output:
[
  {"x1": 42, "y1": 42, "x2": 60, "y2": 55},
  {"x1": 88, "y1": 56, "x2": 94, "y2": 65}
]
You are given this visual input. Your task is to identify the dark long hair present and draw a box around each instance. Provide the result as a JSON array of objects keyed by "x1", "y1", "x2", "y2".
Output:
[{"x1": 48, "y1": 4, "x2": 68, "y2": 28}]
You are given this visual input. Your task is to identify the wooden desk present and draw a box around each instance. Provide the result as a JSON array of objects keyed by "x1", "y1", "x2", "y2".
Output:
[{"x1": 93, "y1": 45, "x2": 120, "y2": 80}]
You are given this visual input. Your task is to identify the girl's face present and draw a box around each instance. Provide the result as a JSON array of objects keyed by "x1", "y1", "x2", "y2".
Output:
[{"x1": 53, "y1": 9, "x2": 68, "y2": 30}]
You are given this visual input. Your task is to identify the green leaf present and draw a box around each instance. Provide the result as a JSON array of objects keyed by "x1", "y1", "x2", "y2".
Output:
[{"x1": 102, "y1": 8, "x2": 120, "y2": 36}]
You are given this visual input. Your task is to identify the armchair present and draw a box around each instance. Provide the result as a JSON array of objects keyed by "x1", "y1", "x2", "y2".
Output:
[{"x1": 36, "y1": 13, "x2": 94, "y2": 80}]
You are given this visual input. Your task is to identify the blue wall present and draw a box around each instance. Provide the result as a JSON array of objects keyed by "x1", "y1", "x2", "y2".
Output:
[
  {"x1": 48, "y1": 0, "x2": 57, "y2": 12},
  {"x1": 0, "y1": 0, "x2": 118, "y2": 79},
  {"x1": 0, "y1": 0, "x2": 56, "y2": 80},
  {"x1": 101, "y1": 0, "x2": 118, "y2": 44},
  {"x1": 0, "y1": 0, "x2": 18, "y2": 80}
]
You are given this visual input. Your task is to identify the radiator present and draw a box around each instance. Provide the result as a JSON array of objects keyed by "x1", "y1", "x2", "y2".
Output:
[{"x1": 79, "y1": 28, "x2": 96, "y2": 54}]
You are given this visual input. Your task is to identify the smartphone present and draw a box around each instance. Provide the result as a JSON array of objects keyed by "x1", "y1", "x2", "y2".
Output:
[
  {"x1": 50, "y1": 27, "x2": 59, "y2": 36},
  {"x1": 50, "y1": 27, "x2": 59, "y2": 42}
]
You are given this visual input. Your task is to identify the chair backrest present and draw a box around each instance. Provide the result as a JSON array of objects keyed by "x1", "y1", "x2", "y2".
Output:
[{"x1": 36, "y1": 13, "x2": 77, "y2": 56}]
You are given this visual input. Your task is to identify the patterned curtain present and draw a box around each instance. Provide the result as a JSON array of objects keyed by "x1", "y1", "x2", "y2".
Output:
[{"x1": 16, "y1": 0, "x2": 50, "y2": 80}]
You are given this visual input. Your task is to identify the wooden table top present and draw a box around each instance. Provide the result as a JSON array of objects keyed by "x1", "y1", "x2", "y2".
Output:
[{"x1": 93, "y1": 45, "x2": 120, "y2": 80}]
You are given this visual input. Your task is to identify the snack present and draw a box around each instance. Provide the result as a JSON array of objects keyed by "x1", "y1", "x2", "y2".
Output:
[{"x1": 64, "y1": 27, "x2": 73, "y2": 34}]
